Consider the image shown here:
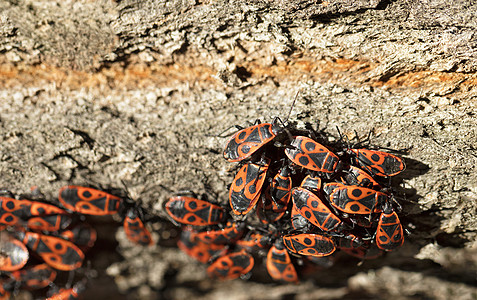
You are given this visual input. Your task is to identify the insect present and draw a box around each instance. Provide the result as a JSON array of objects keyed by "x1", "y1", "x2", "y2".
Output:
[
  {"x1": 285, "y1": 136, "x2": 340, "y2": 173},
  {"x1": 376, "y1": 203, "x2": 404, "y2": 251},
  {"x1": 268, "y1": 166, "x2": 293, "y2": 210},
  {"x1": 325, "y1": 184, "x2": 388, "y2": 215},
  {"x1": 0, "y1": 196, "x2": 71, "y2": 231},
  {"x1": 11, "y1": 263, "x2": 57, "y2": 290},
  {"x1": 266, "y1": 239, "x2": 298, "y2": 283},
  {"x1": 332, "y1": 233, "x2": 364, "y2": 251},
  {"x1": 58, "y1": 186, "x2": 123, "y2": 216},
  {"x1": 123, "y1": 208, "x2": 153, "y2": 246},
  {"x1": 47, "y1": 280, "x2": 86, "y2": 300},
  {"x1": 236, "y1": 232, "x2": 272, "y2": 252},
  {"x1": 229, "y1": 158, "x2": 270, "y2": 215},
  {"x1": 282, "y1": 233, "x2": 336, "y2": 257},
  {"x1": 193, "y1": 221, "x2": 245, "y2": 245},
  {"x1": 0, "y1": 234, "x2": 29, "y2": 271},
  {"x1": 0, "y1": 281, "x2": 10, "y2": 300},
  {"x1": 0, "y1": 197, "x2": 65, "y2": 218},
  {"x1": 299, "y1": 175, "x2": 321, "y2": 192},
  {"x1": 292, "y1": 176, "x2": 344, "y2": 232},
  {"x1": 27, "y1": 215, "x2": 73, "y2": 232},
  {"x1": 207, "y1": 249, "x2": 254, "y2": 280},
  {"x1": 165, "y1": 196, "x2": 225, "y2": 226},
  {"x1": 348, "y1": 149, "x2": 405, "y2": 177},
  {"x1": 341, "y1": 165, "x2": 381, "y2": 190},
  {"x1": 345, "y1": 213, "x2": 377, "y2": 228},
  {"x1": 223, "y1": 91, "x2": 299, "y2": 162},
  {"x1": 177, "y1": 227, "x2": 227, "y2": 264},
  {"x1": 13, "y1": 230, "x2": 84, "y2": 271},
  {"x1": 322, "y1": 182, "x2": 345, "y2": 198},
  {"x1": 58, "y1": 222, "x2": 97, "y2": 250},
  {"x1": 223, "y1": 121, "x2": 282, "y2": 162},
  {"x1": 290, "y1": 203, "x2": 314, "y2": 231},
  {"x1": 256, "y1": 191, "x2": 287, "y2": 224},
  {"x1": 257, "y1": 165, "x2": 293, "y2": 222}
]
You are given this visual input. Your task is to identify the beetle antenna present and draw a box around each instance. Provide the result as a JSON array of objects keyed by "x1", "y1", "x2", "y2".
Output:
[{"x1": 284, "y1": 90, "x2": 300, "y2": 123}]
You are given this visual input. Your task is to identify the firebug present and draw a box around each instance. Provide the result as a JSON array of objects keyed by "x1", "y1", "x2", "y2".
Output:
[
  {"x1": 285, "y1": 136, "x2": 340, "y2": 173},
  {"x1": 229, "y1": 158, "x2": 270, "y2": 215},
  {"x1": 165, "y1": 196, "x2": 225, "y2": 226},
  {"x1": 326, "y1": 184, "x2": 388, "y2": 215},
  {"x1": 376, "y1": 203, "x2": 404, "y2": 251},
  {"x1": 207, "y1": 249, "x2": 254, "y2": 280},
  {"x1": 322, "y1": 182, "x2": 345, "y2": 198},
  {"x1": 341, "y1": 165, "x2": 381, "y2": 189},
  {"x1": 292, "y1": 187, "x2": 343, "y2": 232},
  {"x1": 0, "y1": 234, "x2": 29, "y2": 271},
  {"x1": 0, "y1": 197, "x2": 71, "y2": 231},
  {"x1": 266, "y1": 239, "x2": 298, "y2": 283},
  {"x1": 11, "y1": 263, "x2": 57, "y2": 290},
  {"x1": 58, "y1": 186, "x2": 123, "y2": 216},
  {"x1": 223, "y1": 121, "x2": 281, "y2": 162},
  {"x1": 257, "y1": 165, "x2": 293, "y2": 223},
  {"x1": 256, "y1": 189, "x2": 287, "y2": 224},
  {"x1": 46, "y1": 280, "x2": 86, "y2": 300},
  {"x1": 282, "y1": 233, "x2": 336, "y2": 257},
  {"x1": 177, "y1": 227, "x2": 227, "y2": 264},
  {"x1": 348, "y1": 149, "x2": 405, "y2": 177},
  {"x1": 58, "y1": 222, "x2": 97, "y2": 250},
  {"x1": 236, "y1": 232, "x2": 272, "y2": 252},
  {"x1": 290, "y1": 203, "x2": 314, "y2": 232},
  {"x1": 332, "y1": 232, "x2": 364, "y2": 251},
  {"x1": 268, "y1": 166, "x2": 292, "y2": 210},
  {"x1": 193, "y1": 221, "x2": 245, "y2": 245},
  {"x1": 13, "y1": 230, "x2": 84, "y2": 271},
  {"x1": 299, "y1": 175, "x2": 321, "y2": 192},
  {"x1": 123, "y1": 208, "x2": 153, "y2": 246},
  {"x1": 0, "y1": 281, "x2": 10, "y2": 300}
]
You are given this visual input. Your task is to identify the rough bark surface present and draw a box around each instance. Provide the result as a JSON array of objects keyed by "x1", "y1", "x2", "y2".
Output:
[{"x1": 0, "y1": 0, "x2": 476, "y2": 299}]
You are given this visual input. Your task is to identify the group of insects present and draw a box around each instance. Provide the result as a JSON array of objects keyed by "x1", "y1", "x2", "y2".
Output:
[
  {"x1": 0, "y1": 185, "x2": 153, "y2": 299},
  {"x1": 165, "y1": 117, "x2": 406, "y2": 282},
  {"x1": 0, "y1": 113, "x2": 407, "y2": 297}
]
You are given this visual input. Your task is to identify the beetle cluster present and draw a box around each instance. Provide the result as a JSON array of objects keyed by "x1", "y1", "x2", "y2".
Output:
[
  {"x1": 0, "y1": 186, "x2": 153, "y2": 299},
  {"x1": 165, "y1": 119, "x2": 406, "y2": 282}
]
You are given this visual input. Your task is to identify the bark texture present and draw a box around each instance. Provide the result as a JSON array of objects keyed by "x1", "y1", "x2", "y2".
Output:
[{"x1": 0, "y1": 0, "x2": 476, "y2": 299}]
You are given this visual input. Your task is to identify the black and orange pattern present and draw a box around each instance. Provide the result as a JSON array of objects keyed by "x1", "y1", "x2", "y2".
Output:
[
  {"x1": 168, "y1": 118, "x2": 407, "y2": 283},
  {"x1": 0, "y1": 186, "x2": 154, "y2": 298},
  {"x1": 229, "y1": 158, "x2": 270, "y2": 215},
  {"x1": 223, "y1": 122, "x2": 281, "y2": 162}
]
